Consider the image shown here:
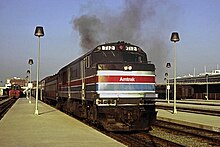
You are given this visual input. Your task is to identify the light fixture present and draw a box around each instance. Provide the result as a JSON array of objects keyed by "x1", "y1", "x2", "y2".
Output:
[
  {"x1": 170, "y1": 32, "x2": 180, "y2": 42},
  {"x1": 34, "y1": 26, "x2": 44, "y2": 37}
]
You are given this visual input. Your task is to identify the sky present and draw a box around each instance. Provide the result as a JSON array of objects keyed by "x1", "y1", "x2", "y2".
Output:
[{"x1": 0, "y1": 0, "x2": 220, "y2": 85}]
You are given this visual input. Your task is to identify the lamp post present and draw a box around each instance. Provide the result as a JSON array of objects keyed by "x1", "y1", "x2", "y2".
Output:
[
  {"x1": 28, "y1": 59, "x2": 33, "y2": 103},
  {"x1": 164, "y1": 73, "x2": 168, "y2": 100},
  {"x1": 205, "y1": 74, "x2": 209, "y2": 100},
  {"x1": 170, "y1": 32, "x2": 180, "y2": 114},
  {"x1": 26, "y1": 70, "x2": 30, "y2": 100},
  {"x1": 34, "y1": 26, "x2": 44, "y2": 115},
  {"x1": 166, "y1": 63, "x2": 171, "y2": 103}
]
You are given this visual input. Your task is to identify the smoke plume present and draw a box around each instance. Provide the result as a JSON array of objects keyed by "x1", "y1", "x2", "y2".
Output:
[
  {"x1": 73, "y1": 15, "x2": 104, "y2": 50},
  {"x1": 72, "y1": 0, "x2": 178, "y2": 82}
]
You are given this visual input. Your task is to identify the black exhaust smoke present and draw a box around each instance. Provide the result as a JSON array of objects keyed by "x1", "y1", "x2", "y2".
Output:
[{"x1": 72, "y1": 0, "x2": 178, "y2": 82}]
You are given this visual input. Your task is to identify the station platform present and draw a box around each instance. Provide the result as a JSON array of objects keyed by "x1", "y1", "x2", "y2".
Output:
[
  {"x1": 0, "y1": 98, "x2": 125, "y2": 147},
  {"x1": 156, "y1": 103, "x2": 220, "y2": 133}
]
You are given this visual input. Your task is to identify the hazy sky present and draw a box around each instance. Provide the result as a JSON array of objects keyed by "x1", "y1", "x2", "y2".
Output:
[{"x1": 1, "y1": 0, "x2": 220, "y2": 85}]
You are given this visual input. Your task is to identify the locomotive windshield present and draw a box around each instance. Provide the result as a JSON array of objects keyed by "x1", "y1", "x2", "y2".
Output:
[
  {"x1": 10, "y1": 84, "x2": 21, "y2": 90},
  {"x1": 93, "y1": 50, "x2": 147, "y2": 64}
]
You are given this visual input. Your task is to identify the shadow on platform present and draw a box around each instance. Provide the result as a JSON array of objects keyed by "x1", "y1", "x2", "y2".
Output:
[{"x1": 39, "y1": 110, "x2": 57, "y2": 115}]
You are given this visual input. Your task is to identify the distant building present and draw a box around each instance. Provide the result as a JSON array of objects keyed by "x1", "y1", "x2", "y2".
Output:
[
  {"x1": 157, "y1": 70, "x2": 220, "y2": 100},
  {"x1": 5, "y1": 77, "x2": 27, "y2": 88}
]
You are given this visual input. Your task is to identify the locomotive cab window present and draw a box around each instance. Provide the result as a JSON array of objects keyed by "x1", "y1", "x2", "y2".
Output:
[
  {"x1": 93, "y1": 50, "x2": 147, "y2": 64},
  {"x1": 123, "y1": 52, "x2": 146, "y2": 63},
  {"x1": 85, "y1": 55, "x2": 91, "y2": 68}
]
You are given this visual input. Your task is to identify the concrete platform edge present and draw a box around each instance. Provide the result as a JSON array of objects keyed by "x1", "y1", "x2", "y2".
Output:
[{"x1": 157, "y1": 116, "x2": 220, "y2": 133}]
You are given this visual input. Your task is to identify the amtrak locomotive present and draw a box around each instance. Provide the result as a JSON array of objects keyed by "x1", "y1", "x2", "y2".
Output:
[{"x1": 41, "y1": 41, "x2": 157, "y2": 131}]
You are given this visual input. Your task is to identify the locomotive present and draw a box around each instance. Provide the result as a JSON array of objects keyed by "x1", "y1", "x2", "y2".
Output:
[
  {"x1": 41, "y1": 41, "x2": 157, "y2": 131},
  {"x1": 9, "y1": 84, "x2": 22, "y2": 98}
]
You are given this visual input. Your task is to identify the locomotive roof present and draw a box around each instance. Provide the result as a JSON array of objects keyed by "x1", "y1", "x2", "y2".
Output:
[{"x1": 59, "y1": 41, "x2": 146, "y2": 72}]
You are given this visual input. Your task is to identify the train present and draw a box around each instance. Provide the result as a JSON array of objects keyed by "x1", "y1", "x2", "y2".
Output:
[
  {"x1": 9, "y1": 84, "x2": 23, "y2": 98},
  {"x1": 157, "y1": 72, "x2": 220, "y2": 100},
  {"x1": 40, "y1": 41, "x2": 157, "y2": 131}
]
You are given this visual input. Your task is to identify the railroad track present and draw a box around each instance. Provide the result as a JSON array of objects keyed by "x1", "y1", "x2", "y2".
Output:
[
  {"x1": 0, "y1": 98, "x2": 17, "y2": 119},
  {"x1": 106, "y1": 131, "x2": 185, "y2": 147},
  {"x1": 151, "y1": 120, "x2": 220, "y2": 146}
]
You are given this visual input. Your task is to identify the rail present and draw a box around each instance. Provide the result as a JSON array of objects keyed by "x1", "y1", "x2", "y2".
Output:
[
  {"x1": 0, "y1": 95, "x2": 8, "y2": 101},
  {"x1": 0, "y1": 98, "x2": 17, "y2": 119},
  {"x1": 107, "y1": 131, "x2": 184, "y2": 146}
]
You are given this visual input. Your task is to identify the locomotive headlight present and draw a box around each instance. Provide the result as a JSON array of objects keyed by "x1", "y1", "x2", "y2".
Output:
[
  {"x1": 128, "y1": 65, "x2": 132, "y2": 70},
  {"x1": 124, "y1": 65, "x2": 132, "y2": 71},
  {"x1": 124, "y1": 66, "x2": 128, "y2": 70}
]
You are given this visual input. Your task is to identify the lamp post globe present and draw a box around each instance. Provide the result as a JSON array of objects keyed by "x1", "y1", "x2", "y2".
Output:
[
  {"x1": 170, "y1": 32, "x2": 180, "y2": 42},
  {"x1": 28, "y1": 59, "x2": 33, "y2": 65},
  {"x1": 34, "y1": 26, "x2": 44, "y2": 37}
]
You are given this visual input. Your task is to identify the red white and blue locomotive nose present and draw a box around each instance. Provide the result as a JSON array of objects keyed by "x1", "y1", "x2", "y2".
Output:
[{"x1": 96, "y1": 70, "x2": 156, "y2": 98}]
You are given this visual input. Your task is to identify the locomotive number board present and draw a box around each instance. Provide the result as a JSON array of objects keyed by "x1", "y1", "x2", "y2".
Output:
[{"x1": 100, "y1": 45, "x2": 138, "y2": 51}]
